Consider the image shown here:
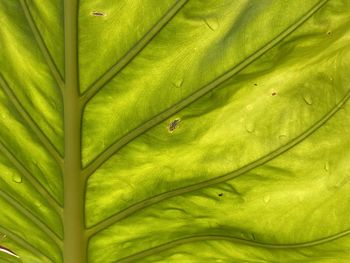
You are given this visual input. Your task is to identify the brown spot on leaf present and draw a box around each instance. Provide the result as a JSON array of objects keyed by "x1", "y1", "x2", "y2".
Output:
[{"x1": 91, "y1": 11, "x2": 106, "y2": 17}]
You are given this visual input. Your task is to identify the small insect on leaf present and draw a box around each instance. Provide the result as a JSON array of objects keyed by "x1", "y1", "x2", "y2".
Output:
[{"x1": 168, "y1": 118, "x2": 181, "y2": 133}]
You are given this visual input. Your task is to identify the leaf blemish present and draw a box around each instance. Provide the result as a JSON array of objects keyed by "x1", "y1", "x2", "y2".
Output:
[
  {"x1": 91, "y1": 11, "x2": 106, "y2": 17},
  {"x1": 271, "y1": 92, "x2": 277, "y2": 96},
  {"x1": 218, "y1": 193, "x2": 223, "y2": 197},
  {"x1": 168, "y1": 118, "x2": 181, "y2": 133},
  {"x1": 204, "y1": 17, "x2": 219, "y2": 31},
  {"x1": 0, "y1": 245, "x2": 19, "y2": 258},
  {"x1": 251, "y1": 233, "x2": 256, "y2": 240},
  {"x1": 0, "y1": 233, "x2": 6, "y2": 241}
]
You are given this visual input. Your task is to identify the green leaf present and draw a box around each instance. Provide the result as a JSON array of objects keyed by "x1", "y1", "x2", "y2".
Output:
[{"x1": 1, "y1": 0, "x2": 350, "y2": 262}]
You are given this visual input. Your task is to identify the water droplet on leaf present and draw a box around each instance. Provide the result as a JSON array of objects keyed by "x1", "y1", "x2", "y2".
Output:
[
  {"x1": 34, "y1": 202, "x2": 42, "y2": 208},
  {"x1": 246, "y1": 104, "x2": 253, "y2": 111},
  {"x1": 245, "y1": 122, "x2": 255, "y2": 133},
  {"x1": 172, "y1": 76, "x2": 184, "y2": 88},
  {"x1": 263, "y1": 195, "x2": 271, "y2": 203},
  {"x1": 303, "y1": 94, "x2": 313, "y2": 105},
  {"x1": 32, "y1": 159, "x2": 39, "y2": 166},
  {"x1": 324, "y1": 162, "x2": 330, "y2": 172},
  {"x1": 1, "y1": 113, "x2": 7, "y2": 120},
  {"x1": 12, "y1": 174, "x2": 22, "y2": 183},
  {"x1": 279, "y1": 133, "x2": 288, "y2": 142}
]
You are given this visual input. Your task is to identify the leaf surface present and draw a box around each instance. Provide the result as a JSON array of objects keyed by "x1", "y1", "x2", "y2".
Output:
[{"x1": 0, "y1": 0, "x2": 350, "y2": 262}]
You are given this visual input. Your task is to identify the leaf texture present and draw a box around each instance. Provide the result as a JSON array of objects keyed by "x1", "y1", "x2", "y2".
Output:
[{"x1": 0, "y1": 0, "x2": 350, "y2": 262}]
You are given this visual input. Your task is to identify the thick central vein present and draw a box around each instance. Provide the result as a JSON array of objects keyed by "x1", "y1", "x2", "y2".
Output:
[{"x1": 62, "y1": 0, "x2": 86, "y2": 263}]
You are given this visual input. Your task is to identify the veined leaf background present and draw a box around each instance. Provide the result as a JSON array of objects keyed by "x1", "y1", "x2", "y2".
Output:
[{"x1": 0, "y1": 0, "x2": 350, "y2": 262}]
